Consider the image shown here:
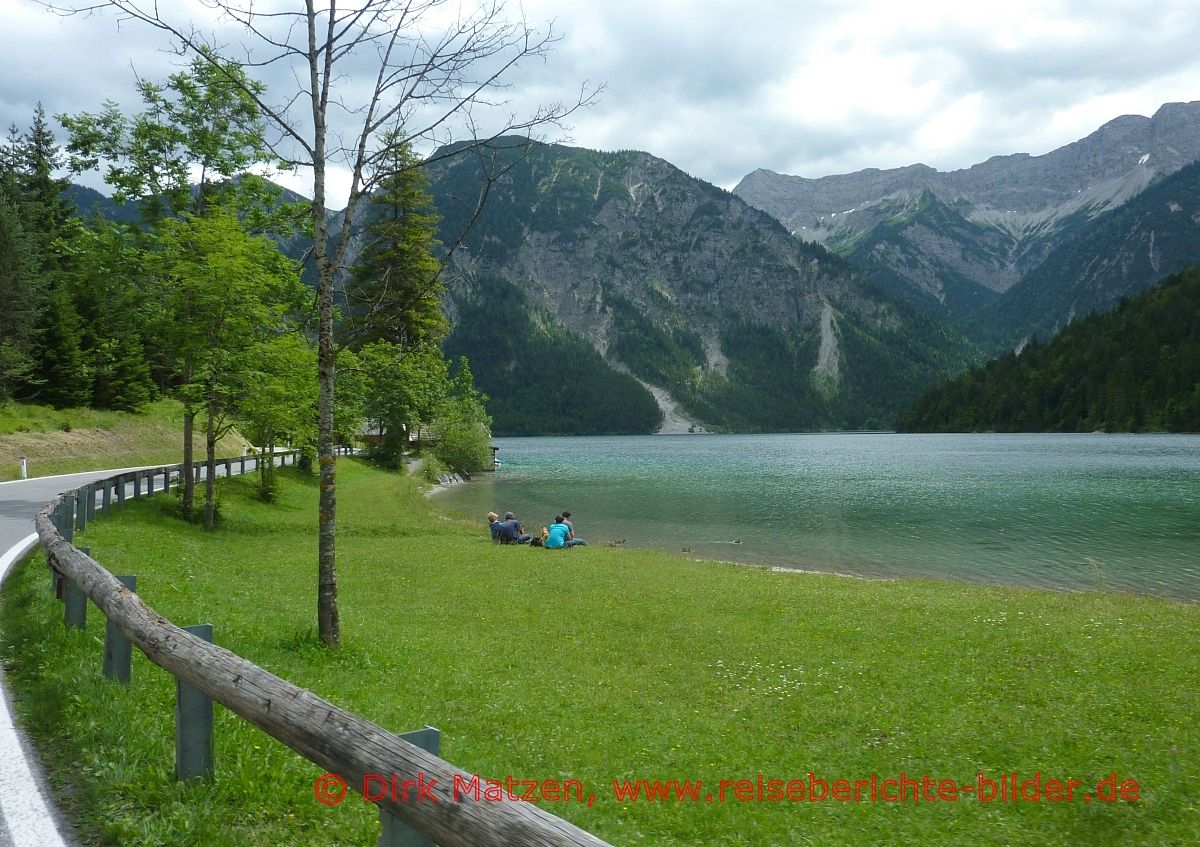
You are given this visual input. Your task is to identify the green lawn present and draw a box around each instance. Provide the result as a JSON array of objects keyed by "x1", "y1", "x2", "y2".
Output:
[
  {"x1": 0, "y1": 399, "x2": 246, "y2": 481},
  {"x1": 2, "y1": 460, "x2": 1197, "y2": 846}
]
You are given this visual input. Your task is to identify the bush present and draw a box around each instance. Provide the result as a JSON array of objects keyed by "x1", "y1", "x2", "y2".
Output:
[
  {"x1": 419, "y1": 453, "x2": 446, "y2": 484},
  {"x1": 432, "y1": 420, "x2": 491, "y2": 473},
  {"x1": 297, "y1": 444, "x2": 316, "y2": 474}
]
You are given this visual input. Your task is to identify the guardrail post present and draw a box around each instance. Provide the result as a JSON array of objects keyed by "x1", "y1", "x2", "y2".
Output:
[
  {"x1": 239, "y1": 455, "x2": 246, "y2": 475},
  {"x1": 223, "y1": 459, "x2": 231, "y2": 478},
  {"x1": 379, "y1": 726, "x2": 441, "y2": 847},
  {"x1": 86, "y1": 485, "x2": 97, "y2": 522},
  {"x1": 176, "y1": 624, "x2": 215, "y2": 782},
  {"x1": 75, "y1": 489, "x2": 86, "y2": 532},
  {"x1": 64, "y1": 547, "x2": 89, "y2": 629},
  {"x1": 103, "y1": 575, "x2": 137, "y2": 684},
  {"x1": 62, "y1": 496, "x2": 75, "y2": 543},
  {"x1": 49, "y1": 502, "x2": 67, "y2": 597},
  {"x1": 194, "y1": 463, "x2": 202, "y2": 483},
  {"x1": 116, "y1": 475, "x2": 126, "y2": 508},
  {"x1": 132, "y1": 471, "x2": 142, "y2": 500},
  {"x1": 101, "y1": 480, "x2": 111, "y2": 515}
]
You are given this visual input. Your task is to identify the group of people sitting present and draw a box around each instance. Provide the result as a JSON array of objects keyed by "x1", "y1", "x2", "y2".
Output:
[{"x1": 487, "y1": 510, "x2": 587, "y2": 549}]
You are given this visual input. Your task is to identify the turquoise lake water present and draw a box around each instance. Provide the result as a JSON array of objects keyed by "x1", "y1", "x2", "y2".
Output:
[{"x1": 433, "y1": 433, "x2": 1200, "y2": 600}]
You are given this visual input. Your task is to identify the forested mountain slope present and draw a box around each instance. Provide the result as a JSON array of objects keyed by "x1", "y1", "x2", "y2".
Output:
[{"x1": 898, "y1": 267, "x2": 1200, "y2": 432}]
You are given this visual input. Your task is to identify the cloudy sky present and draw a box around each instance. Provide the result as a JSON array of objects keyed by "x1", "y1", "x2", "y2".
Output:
[{"x1": 3, "y1": 0, "x2": 1199, "y2": 205}]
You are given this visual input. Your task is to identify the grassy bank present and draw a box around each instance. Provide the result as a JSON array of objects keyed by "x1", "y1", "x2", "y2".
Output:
[
  {"x1": 0, "y1": 400, "x2": 246, "y2": 481},
  {"x1": 2, "y1": 460, "x2": 1197, "y2": 845}
]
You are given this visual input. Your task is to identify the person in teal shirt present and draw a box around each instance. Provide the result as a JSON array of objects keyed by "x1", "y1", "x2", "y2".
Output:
[{"x1": 545, "y1": 516, "x2": 571, "y2": 549}]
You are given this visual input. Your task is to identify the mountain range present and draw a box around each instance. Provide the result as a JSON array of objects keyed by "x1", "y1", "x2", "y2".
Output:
[
  {"x1": 65, "y1": 99, "x2": 1200, "y2": 434},
  {"x1": 420, "y1": 141, "x2": 978, "y2": 434},
  {"x1": 734, "y1": 100, "x2": 1200, "y2": 341}
]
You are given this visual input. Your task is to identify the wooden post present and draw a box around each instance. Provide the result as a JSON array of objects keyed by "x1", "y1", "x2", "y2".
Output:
[
  {"x1": 64, "y1": 547, "x2": 89, "y2": 629},
  {"x1": 380, "y1": 727, "x2": 441, "y2": 847},
  {"x1": 176, "y1": 624, "x2": 215, "y2": 782},
  {"x1": 103, "y1": 575, "x2": 136, "y2": 684}
]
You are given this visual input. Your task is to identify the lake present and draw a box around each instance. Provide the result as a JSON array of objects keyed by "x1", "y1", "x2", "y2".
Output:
[{"x1": 433, "y1": 433, "x2": 1200, "y2": 600}]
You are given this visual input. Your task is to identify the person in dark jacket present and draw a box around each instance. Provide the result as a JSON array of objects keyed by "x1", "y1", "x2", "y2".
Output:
[{"x1": 496, "y1": 511, "x2": 532, "y2": 544}]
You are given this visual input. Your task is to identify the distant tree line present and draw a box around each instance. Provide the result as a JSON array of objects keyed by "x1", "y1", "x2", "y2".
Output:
[{"x1": 897, "y1": 267, "x2": 1200, "y2": 433}]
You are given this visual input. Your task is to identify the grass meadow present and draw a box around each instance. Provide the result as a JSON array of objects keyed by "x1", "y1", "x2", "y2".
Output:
[{"x1": 2, "y1": 459, "x2": 1197, "y2": 845}]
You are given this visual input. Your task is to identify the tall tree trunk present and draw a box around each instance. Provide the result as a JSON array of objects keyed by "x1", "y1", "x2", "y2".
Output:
[
  {"x1": 259, "y1": 426, "x2": 276, "y2": 501},
  {"x1": 310, "y1": 4, "x2": 339, "y2": 647},
  {"x1": 182, "y1": 406, "x2": 195, "y2": 520},
  {"x1": 181, "y1": 350, "x2": 196, "y2": 521},
  {"x1": 315, "y1": 256, "x2": 339, "y2": 645},
  {"x1": 204, "y1": 400, "x2": 217, "y2": 531}
]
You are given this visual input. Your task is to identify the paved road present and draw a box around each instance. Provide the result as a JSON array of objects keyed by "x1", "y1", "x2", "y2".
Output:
[{"x1": 0, "y1": 458, "x2": 274, "y2": 847}]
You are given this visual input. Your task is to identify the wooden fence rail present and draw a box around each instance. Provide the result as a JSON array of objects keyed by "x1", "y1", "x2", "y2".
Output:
[{"x1": 31, "y1": 449, "x2": 613, "y2": 847}]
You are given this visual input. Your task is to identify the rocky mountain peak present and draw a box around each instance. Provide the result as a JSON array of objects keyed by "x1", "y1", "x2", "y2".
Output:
[
  {"x1": 731, "y1": 101, "x2": 1200, "y2": 320},
  {"x1": 735, "y1": 100, "x2": 1200, "y2": 234}
]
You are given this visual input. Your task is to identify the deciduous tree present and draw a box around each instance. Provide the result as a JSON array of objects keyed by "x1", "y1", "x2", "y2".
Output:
[
  {"x1": 62, "y1": 56, "x2": 304, "y2": 515},
  {"x1": 151, "y1": 208, "x2": 308, "y2": 528},
  {"x1": 239, "y1": 334, "x2": 318, "y2": 501}
]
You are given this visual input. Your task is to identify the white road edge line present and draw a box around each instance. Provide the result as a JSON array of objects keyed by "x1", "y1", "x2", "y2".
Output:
[
  {"x1": 0, "y1": 533, "x2": 71, "y2": 847},
  {"x1": 0, "y1": 465, "x2": 159, "y2": 487}
]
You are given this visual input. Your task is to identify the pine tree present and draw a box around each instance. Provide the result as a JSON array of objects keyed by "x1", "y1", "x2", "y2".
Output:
[
  {"x1": 343, "y1": 138, "x2": 446, "y2": 352},
  {"x1": 0, "y1": 197, "x2": 40, "y2": 398},
  {"x1": 30, "y1": 283, "x2": 90, "y2": 408},
  {"x1": 21, "y1": 103, "x2": 74, "y2": 253},
  {"x1": 69, "y1": 220, "x2": 156, "y2": 411},
  {"x1": 0, "y1": 107, "x2": 70, "y2": 402}
]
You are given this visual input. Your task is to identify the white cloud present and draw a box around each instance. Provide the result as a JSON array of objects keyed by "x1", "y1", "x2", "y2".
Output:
[{"x1": 2, "y1": 0, "x2": 1198, "y2": 204}]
